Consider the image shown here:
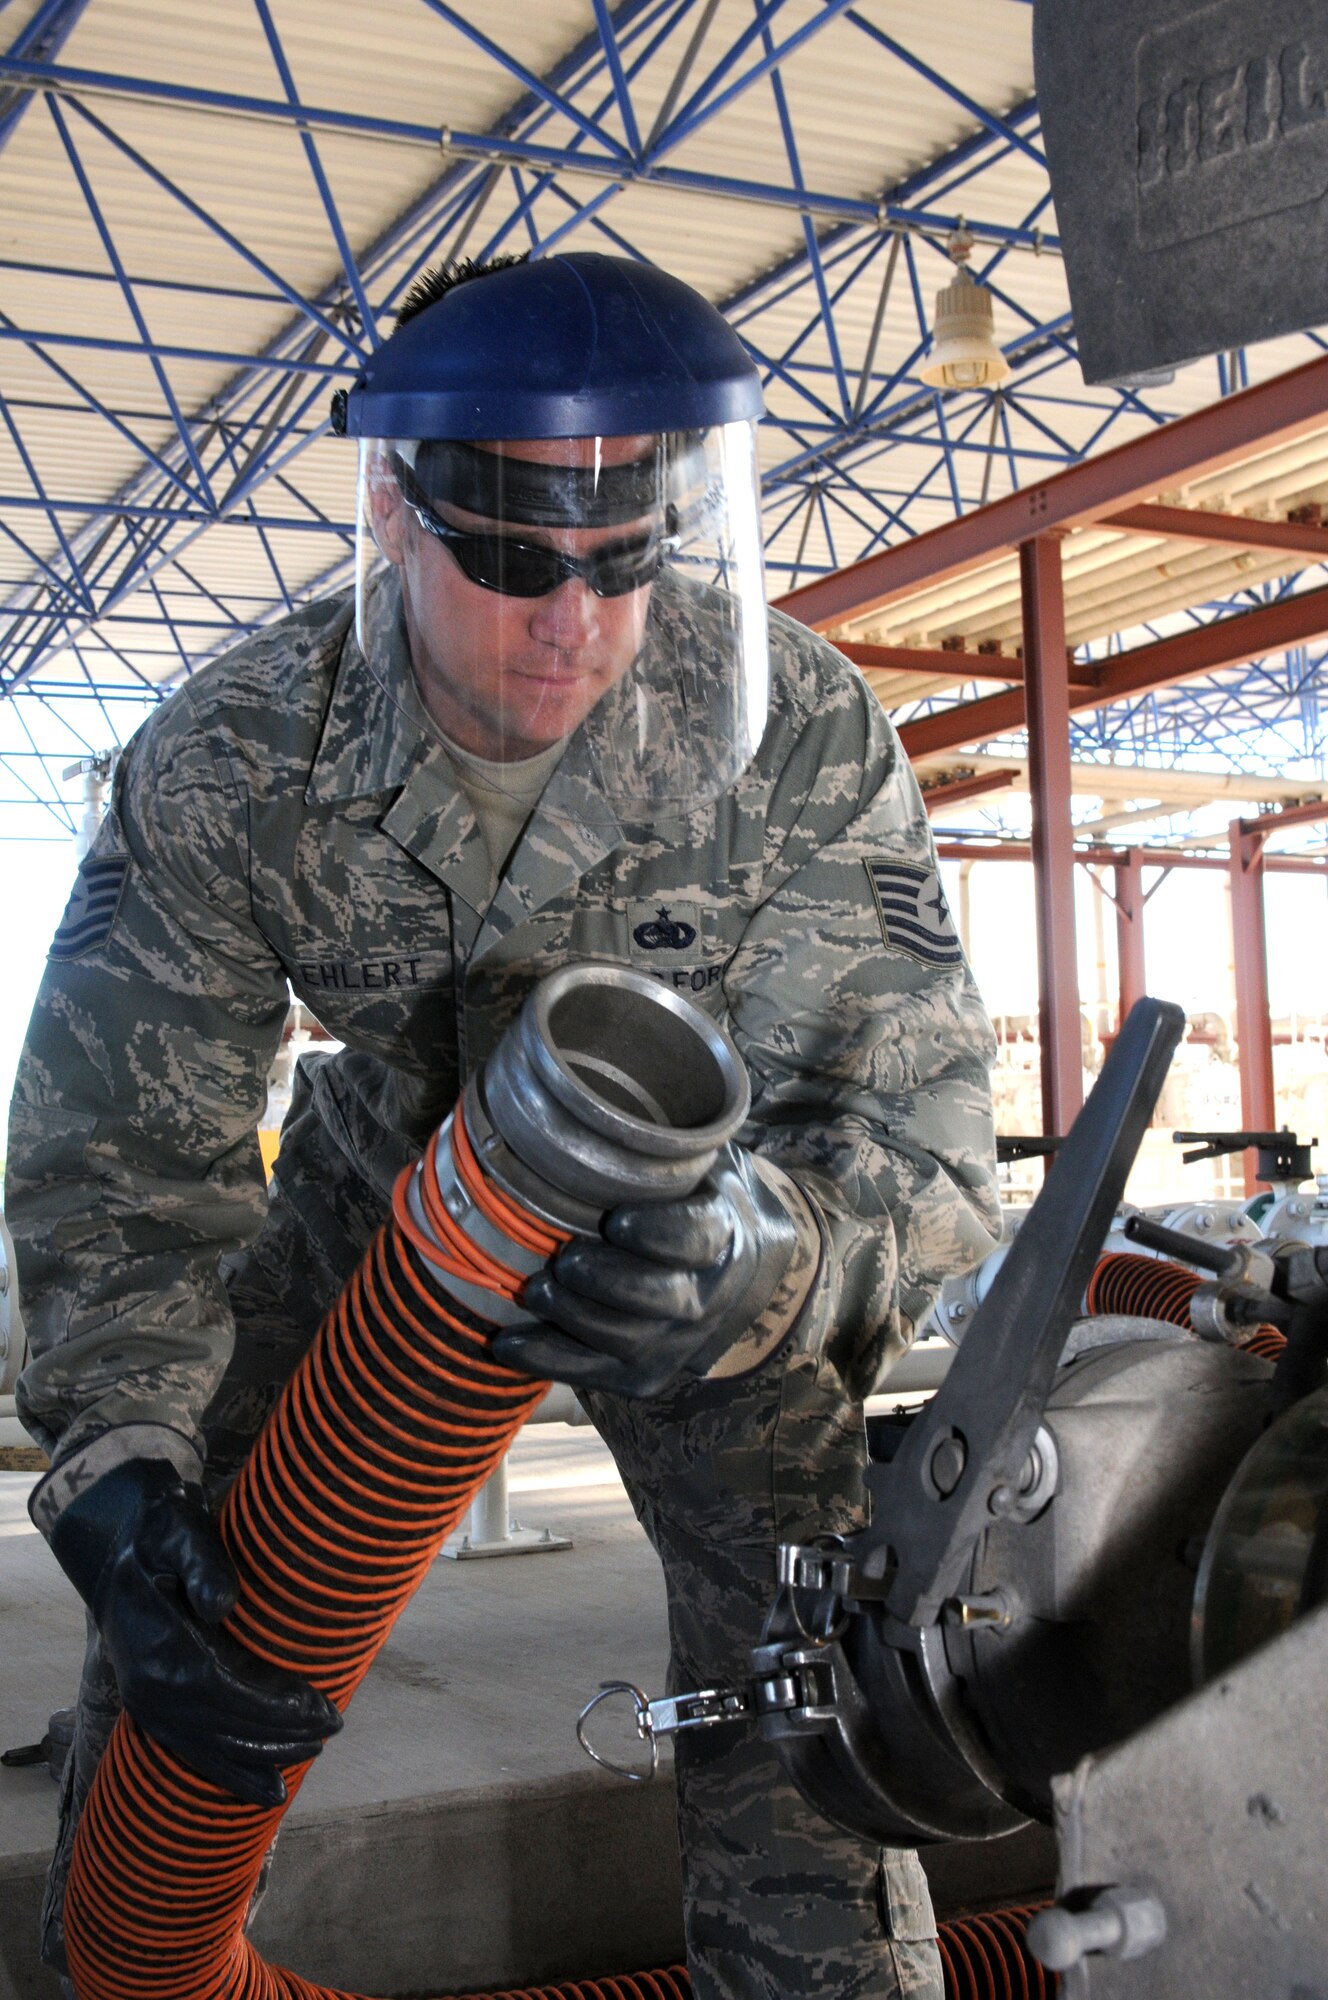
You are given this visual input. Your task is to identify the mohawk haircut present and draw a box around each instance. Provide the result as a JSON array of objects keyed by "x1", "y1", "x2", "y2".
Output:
[{"x1": 394, "y1": 254, "x2": 530, "y2": 329}]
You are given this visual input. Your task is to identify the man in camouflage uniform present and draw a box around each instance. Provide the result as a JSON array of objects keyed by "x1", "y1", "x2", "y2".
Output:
[{"x1": 7, "y1": 254, "x2": 999, "y2": 2000}]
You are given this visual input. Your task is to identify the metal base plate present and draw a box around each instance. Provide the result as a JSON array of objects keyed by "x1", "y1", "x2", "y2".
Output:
[{"x1": 441, "y1": 1523, "x2": 574, "y2": 1560}]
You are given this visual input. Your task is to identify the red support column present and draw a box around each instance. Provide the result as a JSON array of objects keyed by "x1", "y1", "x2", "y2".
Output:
[
  {"x1": 1021, "y1": 534, "x2": 1082, "y2": 1134},
  {"x1": 1228, "y1": 818, "x2": 1276, "y2": 1195},
  {"x1": 1114, "y1": 847, "x2": 1148, "y2": 1029}
]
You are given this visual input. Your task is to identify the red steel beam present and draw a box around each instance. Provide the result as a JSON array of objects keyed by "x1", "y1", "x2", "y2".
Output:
[
  {"x1": 1022, "y1": 536, "x2": 1083, "y2": 1132},
  {"x1": 1237, "y1": 796, "x2": 1328, "y2": 837},
  {"x1": 1229, "y1": 819, "x2": 1277, "y2": 1195},
  {"x1": 1101, "y1": 503, "x2": 1328, "y2": 561},
  {"x1": 898, "y1": 687, "x2": 1025, "y2": 760},
  {"x1": 1114, "y1": 848, "x2": 1148, "y2": 1031},
  {"x1": 935, "y1": 840, "x2": 1328, "y2": 876},
  {"x1": 774, "y1": 353, "x2": 1328, "y2": 631},
  {"x1": 837, "y1": 640, "x2": 1026, "y2": 683},
  {"x1": 920, "y1": 768, "x2": 1021, "y2": 812},
  {"x1": 896, "y1": 578, "x2": 1328, "y2": 761},
  {"x1": 1092, "y1": 581, "x2": 1328, "y2": 704}
]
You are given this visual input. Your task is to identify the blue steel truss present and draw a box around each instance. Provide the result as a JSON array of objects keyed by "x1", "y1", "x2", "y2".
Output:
[{"x1": 0, "y1": 0, "x2": 1325, "y2": 841}]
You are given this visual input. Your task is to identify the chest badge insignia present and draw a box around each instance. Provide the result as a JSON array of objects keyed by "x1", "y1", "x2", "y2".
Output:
[
  {"x1": 632, "y1": 904, "x2": 698, "y2": 951},
  {"x1": 632, "y1": 904, "x2": 700, "y2": 948}
]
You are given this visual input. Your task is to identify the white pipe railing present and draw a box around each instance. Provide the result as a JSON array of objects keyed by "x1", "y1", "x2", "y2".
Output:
[{"x1": 0, "y1": 1346, "x2": 958, "y2": 1490}]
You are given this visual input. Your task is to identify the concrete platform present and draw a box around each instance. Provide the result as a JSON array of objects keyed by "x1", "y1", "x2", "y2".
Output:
[{"x1": 0, "y1": 1424, "x2": 1054, "y2": 2000}]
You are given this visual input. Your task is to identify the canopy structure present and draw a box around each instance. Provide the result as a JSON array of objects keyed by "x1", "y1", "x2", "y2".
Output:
[
  {"x1": 777, "y1": 354, "x2": 1328, "y2": 834},
  {"x1": 1, "y1": 0, "x2": 1326, "y2": 846},
  {"x1": 773, "y1": 365, "x2": 1328, "y2": 1138}
]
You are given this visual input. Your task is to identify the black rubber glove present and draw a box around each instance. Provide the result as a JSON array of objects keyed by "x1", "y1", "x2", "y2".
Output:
[
  {"x1": 47, "y1": 1457, "x2": 342, "y2": 1807},
  {"x1": 496, "y1": 1142, "x2": 799, "y2": 1398}
]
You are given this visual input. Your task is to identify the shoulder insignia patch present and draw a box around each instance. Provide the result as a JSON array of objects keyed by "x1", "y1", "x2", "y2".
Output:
[
  {"x1": 865, "y1": 859, "x2": 964, "y2": 969},
  {"x1": 50, "y1": 855, "x2": 130, "y2": 962}
]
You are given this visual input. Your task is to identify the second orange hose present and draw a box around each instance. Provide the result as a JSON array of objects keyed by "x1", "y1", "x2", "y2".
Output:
[{"x1": 1086, "y1": 1251, "x2": 1285, "y2": 1356}]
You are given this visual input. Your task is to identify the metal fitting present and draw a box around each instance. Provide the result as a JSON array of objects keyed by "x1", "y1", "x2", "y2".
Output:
[
  {"x1": 986, "y1": 1425, "x2": 1059, "y2": 1523},
  {"x1": 941, "y1": 1590, "x2": 1012, "y2": 1631},
  {"x1": 1028, "y1": 1886, "x2": 1166, "y2": 1970},
  {"x1": 928, "y1": 1432, "x2": 967, "y2": 1498},
  {"x1": 1190, "y1": 1278, "x2": 1270, "y2": 1343},
  {"x1": 483, "y1": 963, "x2": 749, "y2": 1208},
  {"x1": 410, "y1": 964, "x2": 750, "y2": 1322}
]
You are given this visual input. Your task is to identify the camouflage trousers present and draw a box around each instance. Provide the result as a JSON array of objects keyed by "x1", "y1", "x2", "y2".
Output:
[
  {"x1": 42, "y1": 1180, "x2": 940, "y2": 2000},
  {"x1": 581, "y1": 1370, "x2": 941, "y2": 2000}
]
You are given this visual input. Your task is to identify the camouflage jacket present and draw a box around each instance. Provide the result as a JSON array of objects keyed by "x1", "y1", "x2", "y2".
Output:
[{"x1": 8, "y1": 589, "x2": 1000, "y2": 1507}]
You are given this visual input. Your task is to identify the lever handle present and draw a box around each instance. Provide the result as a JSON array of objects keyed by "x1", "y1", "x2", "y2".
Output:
[
  {"x1": 867, "y1": 996, "x2": 1187, "y2": 1629},
  {"x1": 1122, "y1": 1212, "x2": 1243, "y2": 1277}
]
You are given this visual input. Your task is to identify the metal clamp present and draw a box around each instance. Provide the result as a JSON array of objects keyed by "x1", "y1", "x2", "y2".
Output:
[
  {"x1": 775, "y1": 1540, "x2": 862, "y2": 1645},
  {"x1": 576, "y1": 1679, "x2": 752, "y2": 1781},
  {"x1": 1189, "y1": 1278, "x2": 1272, "y2": 1343}
]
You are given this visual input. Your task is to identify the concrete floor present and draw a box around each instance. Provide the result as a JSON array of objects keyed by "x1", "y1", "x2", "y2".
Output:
[{"x1": 0, "y1": 1422, "x2": 1054, "y2": 2000}]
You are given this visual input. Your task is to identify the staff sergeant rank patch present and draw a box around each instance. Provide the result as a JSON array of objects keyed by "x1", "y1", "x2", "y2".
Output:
[
  {"x1": 866, "y1": 859, "x2": 964, "y2": 969},
  {"x1": 50, "y1": 855, "x2": 130, "y2": 962}
]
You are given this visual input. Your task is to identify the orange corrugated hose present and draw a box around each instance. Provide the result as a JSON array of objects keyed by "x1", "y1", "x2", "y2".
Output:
[
  {"x1": 63, "y1": 1091, "x2": 1058, "y2": 2000},
  {"x1": 439, "y1": 1978, "x2": 691, "y2": 2000},
  {"x1": 424, "y1": 1905, "x2": 1059, "y2": 2000},
  {"x1": 63, "y1": 1100, "x2": 565, "y2": 2000},
  {"x1": 1086, "y1": 1252, "x2": 1285, "y2": 1358},
  {"x1": 936, "y1": 1905, "x2": 1058, "y2": 1998}
]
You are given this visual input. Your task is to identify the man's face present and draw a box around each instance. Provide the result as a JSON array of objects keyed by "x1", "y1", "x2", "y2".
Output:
[{"x1": 372, "y1": 434, "x2": 657, "y2": 763}]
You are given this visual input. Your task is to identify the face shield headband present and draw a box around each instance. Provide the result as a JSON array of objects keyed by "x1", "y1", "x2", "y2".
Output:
[{"x1": 404, "y1": 435, "x2": 706, "y2": 528}]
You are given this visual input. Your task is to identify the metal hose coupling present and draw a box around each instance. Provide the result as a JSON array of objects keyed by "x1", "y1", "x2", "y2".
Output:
[{"x1": 405, "y1": 963, "x2": 751, "y2": 1325}]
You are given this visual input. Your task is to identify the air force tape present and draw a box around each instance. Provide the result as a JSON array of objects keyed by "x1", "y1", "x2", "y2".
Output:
[
  {"x1": 50, "y1": 855, "x2": 130, "y2": 962},
  {"x1": 866, "y1": 859, "x2": 964, "y2": 969}
]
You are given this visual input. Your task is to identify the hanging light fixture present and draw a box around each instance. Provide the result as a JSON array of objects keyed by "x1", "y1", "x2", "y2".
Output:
[{"x1": 919, "y1": 227, "x2": 1012, "y2": 392}]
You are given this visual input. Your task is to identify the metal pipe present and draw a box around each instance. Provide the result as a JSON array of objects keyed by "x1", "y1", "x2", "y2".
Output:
[
  {"x1": 1114, "y1": 849, "x2": 1147, "y2": 1029},
  {"x1": 935, "y1": 842, "x2": 1328, "y2": 876},
  {"x1": 1228, "y1": 821, "x2": 1276, "y2": 1195},
  {"x1": 868, "y1": 1342, "x2": 954, "y2": 1396},
  {"x1": 468, "y1": 1455, "x2": 511, "y2": 1546},
  {"x1": 0, "y1": 54, "x2": 1059, "y2": 246}
]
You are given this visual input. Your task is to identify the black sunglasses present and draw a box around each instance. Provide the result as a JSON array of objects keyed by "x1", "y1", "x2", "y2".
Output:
[{"x1": 396, "y1": 462, "x2": 671, "y2": 599}]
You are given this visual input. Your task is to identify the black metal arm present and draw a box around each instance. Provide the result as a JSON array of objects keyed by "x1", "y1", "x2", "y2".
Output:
[{"x1": 861, "y1": 997, "x2": 1187, "y2": 1628}]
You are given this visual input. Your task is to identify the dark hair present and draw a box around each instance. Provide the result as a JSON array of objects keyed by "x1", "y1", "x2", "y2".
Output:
[{"x1": 394, "y1": 254, "x2": 530, "y2": 330}]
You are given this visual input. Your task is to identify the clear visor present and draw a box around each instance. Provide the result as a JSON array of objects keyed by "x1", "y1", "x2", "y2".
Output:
[{"x1": 354, "y1": 423, "x2": 769, "y2": 825}]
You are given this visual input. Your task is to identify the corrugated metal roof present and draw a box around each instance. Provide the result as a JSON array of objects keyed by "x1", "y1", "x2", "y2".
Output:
[
  {"x1": 0, "y1": 0, "x2": 1041, "y2": 692},
  {"x1": 2, "y1": 0, "x2": 1326, "y2": 833}
]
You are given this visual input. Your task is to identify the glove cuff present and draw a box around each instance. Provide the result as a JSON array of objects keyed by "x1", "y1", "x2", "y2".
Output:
[
  {"x1": 700, "y1": 1160, "x2": 825, "y2": 1382},
  {"x1": 30, "y1": 1423, "x2": 204, "y2": 1543}
]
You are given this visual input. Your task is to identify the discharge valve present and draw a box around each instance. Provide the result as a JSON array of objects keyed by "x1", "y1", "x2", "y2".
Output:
[{"x1": 581, "y1": 997, "x2": 1328, "y2": 1995}]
